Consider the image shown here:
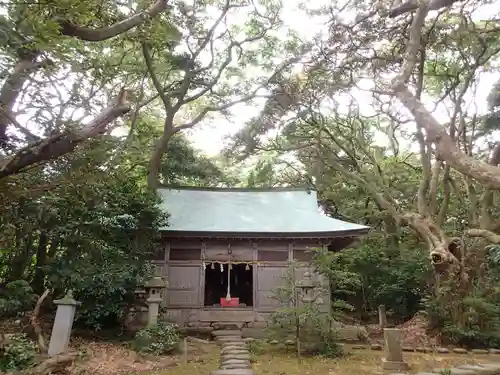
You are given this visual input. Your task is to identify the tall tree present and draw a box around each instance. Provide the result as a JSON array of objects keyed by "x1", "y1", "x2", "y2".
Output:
[
  {"x1": 225, "y1": 0, "x2": 500, "y2": 278},
  {"x1": 0, "y1": 0, "x2": 293, "y2": 188}
]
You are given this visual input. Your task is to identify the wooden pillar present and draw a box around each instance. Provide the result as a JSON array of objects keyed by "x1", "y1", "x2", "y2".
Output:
[
  {"x1": 199, "y1": 241, "x2": 206, "y2": 308},
  {"x1": 288, "y1": 242, "x2": 293, "y2": 262},
  {"x1": 252, "y1": 241, "x2": 258, "y2": 310}
]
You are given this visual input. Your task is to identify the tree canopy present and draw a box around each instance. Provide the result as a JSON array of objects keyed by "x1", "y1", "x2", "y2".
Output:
[{"x1": 2, "y1": 0, "x2": 500, "y2": 347}]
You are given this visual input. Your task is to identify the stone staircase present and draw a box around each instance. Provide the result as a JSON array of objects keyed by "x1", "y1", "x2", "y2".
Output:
[{"x1": 210, "y1": 330, "x2": 254, "y2": 375}]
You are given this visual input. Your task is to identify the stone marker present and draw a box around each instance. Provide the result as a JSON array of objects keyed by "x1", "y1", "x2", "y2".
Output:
[
  {"x1": 381, "y1": 328, "x2": 409, "y2": 372},
  {"x1": 379, "y1": 305, "x2": 387, "y2": 328},
  {"x1": 453, "y1": 348, "x2": 468, "y2": 354},
  {"x1": 48, "y1": 290, "x2": 80, "y2": 357}
]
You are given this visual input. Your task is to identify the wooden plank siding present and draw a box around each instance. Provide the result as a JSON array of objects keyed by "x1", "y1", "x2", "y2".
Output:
[{"x1": 160, "y1": 239, "x2": 331, "y2": 324}]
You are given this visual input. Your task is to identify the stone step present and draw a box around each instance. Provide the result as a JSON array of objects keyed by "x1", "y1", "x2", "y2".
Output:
[
  {"x1": 212, "y1": 322, "x2": 245, "y2": 330},
  {"x1": 221, "y1": 344, "x2": 246, "y2": 349},
  {"x1": 221, "y1": 365, "x2": 252, "y2": 370},
  {"x1": 217, "y1": 336, "x2": 244, "y2": 341},
  {"x1": 210, "y1": 370, "x2": 254, "y2": 375},
  {"x1": 213, "y1": 330, "x2": 243, "y2": 337}
]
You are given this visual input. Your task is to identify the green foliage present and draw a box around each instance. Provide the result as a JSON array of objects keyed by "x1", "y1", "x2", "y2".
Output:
[
  {"x1": 132, "y1": 323, "x2": 180, "y2": 356},
  {"x1": 313, "y1": 235, "x2": 431, "y2": 322},
  {"x1": 247, "y1": 339, "x2": 265, "y2": 355},
  {"x1": 0, "y1": 139, "x2": 169, "y2": 331},
  {"x1": 0, "y1": 280, "x2": 36, "y2": 318},
  {"x1": 0, "y1": 334, "x2": 38, "y2": 372},
  {"x1": 424, "y1": 271, "x2": 500, "y2": 348},
  {"x1": 266, "y1": 261, "x2": 343, "y2": 358}
]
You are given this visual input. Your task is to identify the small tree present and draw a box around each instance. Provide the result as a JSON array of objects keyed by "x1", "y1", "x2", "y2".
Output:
[{"x1": 266, "y1": 260, "x2": 343, "y2": 358}]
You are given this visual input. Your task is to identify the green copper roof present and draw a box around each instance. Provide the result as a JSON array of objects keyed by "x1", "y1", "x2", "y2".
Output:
[{"x1": 158, "y1": 187, "x2": 369, "y2": 236}]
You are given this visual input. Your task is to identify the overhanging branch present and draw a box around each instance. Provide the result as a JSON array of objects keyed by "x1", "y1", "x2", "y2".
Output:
[
  {"x1": 0, "y1": 89, "x2": 131, "y2": 179},
  {"x1": 59, "y1": 0, "x2": 168, "y2": 41}
]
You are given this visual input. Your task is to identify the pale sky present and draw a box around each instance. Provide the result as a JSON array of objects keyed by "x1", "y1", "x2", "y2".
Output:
[
  {"x1": 1, "y1": 1, "x2": 498, "y2": 159},
  {"x1": 187, "y1": 0, "x2": 500, "y2": 156}
]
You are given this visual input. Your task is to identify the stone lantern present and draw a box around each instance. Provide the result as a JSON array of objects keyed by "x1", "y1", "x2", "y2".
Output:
[
  {"x1": 294, "y1": 271, "x2": 318, "y2": 364},
  {"x1": 145, "y1": 276, "x2": 166, "y2": 326},
  {"x1": 297, "y1": 271, "x2": 315, "y2": 303}
]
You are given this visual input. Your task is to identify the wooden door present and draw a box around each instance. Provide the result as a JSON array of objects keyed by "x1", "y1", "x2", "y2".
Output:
[
  {"x1": 256, "y1": 266, "x2": 288, "y2": 309},
  {"x1": 166, "y1": 265, "x2": 200, "y2": 307}
]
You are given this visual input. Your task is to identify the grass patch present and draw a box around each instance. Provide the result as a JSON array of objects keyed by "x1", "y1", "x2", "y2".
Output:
[{"x1": 151, "y1": 344, "x2": 497, "y2": 375}]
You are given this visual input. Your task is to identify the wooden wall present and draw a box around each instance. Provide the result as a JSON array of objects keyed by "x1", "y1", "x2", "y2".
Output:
[{"x1": 151, "y1": 238, "x2": 331, "y2": 325}]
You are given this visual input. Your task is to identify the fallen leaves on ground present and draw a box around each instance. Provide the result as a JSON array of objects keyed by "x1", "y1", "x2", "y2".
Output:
[
  {"x1": 68, "y1": 340, "x2": 179, "y2": 375},
  {"x1": 398, "y1": 312, "x2": 439, "y2": 348}
]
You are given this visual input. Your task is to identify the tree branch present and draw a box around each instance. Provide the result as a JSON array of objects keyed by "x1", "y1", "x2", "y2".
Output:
[
  {"x1": 0, "y1": 55, "x2": 42, "y2": 147},
  {"x1": 0, "y1": 89, "x2": 131, "y2": 179},
  {"x1": 30, "y1": 289, "x2": 51, "y2": 354},
  {"x1": 467, "y1": 228, "x2": 500, "y2": 244},
  {"x1": 141, "y1": 42, "x2": 172, "y2": 111},
  {"x1": 59, "y1": 0, "x2": 168, "y2": 41}
]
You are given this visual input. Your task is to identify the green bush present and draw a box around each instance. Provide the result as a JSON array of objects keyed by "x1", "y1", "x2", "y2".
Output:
[
  {"x1": 0, "y1": 280, "x2": 36, "y2": 318},
  {"x1": 247, "y1": 340, "x2": 264, "y2": 355},
  {"x1": 317, "y1": 329, "x2": 344, "y2": 358},
  {"x1": 266, "y1": 261, "x2": 344, "y2": 358},
  {"x1": 312, "y1": 235, "x2": 430, "y2": 323},
  {"x1": 132, "y1": 323, "x2": 180, "y2": 355},
  {"x1": 0, "y1": 334, "x2": 38, "y2": 372},
  {"x1": 424, "y1": 265, "x2": 500, "y2": 349}
]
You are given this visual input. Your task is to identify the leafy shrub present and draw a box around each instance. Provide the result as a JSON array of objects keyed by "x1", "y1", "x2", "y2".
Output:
[
  {"x1": 247, "y1": 340, "x2": 264, "y2": 355},
  {"x1": 64, "y1": 260, "x2": 154, "y2": 331},
  {"x1": 267, "y1": 261, "x2": 343, "y2": 358},
  {"x1": 313, "y1": 235, "x2": 430, "y2": 323},
  {"x1": 132, "y1": 323, "x2": 180, "y2": 355},
  {"x1": 424, "y1": 263, "x2": 500, "y2": 348},
  {"x1": 0, "y1": 280, "x2": 36, "y2": 318},
  {"x1": 317, "y1": 329, "x2": 344, "y2": 358},
  {"x1": 0, "y1": 334, "x2": 38, "y2": 371}
]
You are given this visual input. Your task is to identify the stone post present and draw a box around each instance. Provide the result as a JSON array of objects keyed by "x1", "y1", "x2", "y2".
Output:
[
  {"x1": 378, "y1": 304, "x2": 387, "y2": 329},
  {"x1": 48, "y1": 290, "x2": 80, "y2": 357},
  {"x1": 381, "y1": 328, "x2": 409, "y2": 371},
  {"x1": 146, "y1": 295, "x2": 162, "y2": 327}
]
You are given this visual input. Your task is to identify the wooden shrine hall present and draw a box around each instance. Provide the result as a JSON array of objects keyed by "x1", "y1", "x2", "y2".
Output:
[{"x1": 151, "y1": 186, "x2": 369, "y2": 332}]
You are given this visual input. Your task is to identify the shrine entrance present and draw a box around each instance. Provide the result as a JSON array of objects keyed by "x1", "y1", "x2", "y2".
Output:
[{"x1": 204, "y1": 262, "x2": 253, "y2": 307}]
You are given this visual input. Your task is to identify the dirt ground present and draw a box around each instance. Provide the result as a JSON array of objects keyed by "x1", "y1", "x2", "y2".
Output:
[{"x1": 150, "y1": 343, "x2": 498, "y2": 375}]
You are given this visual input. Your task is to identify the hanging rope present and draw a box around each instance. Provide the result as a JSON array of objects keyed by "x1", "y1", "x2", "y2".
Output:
[
  {"x1": 226, "y1": 254, "x2": 232, "y2": 301},
  {"x1": 207, "y1": 261, "x2": 261, "y2": 271}
]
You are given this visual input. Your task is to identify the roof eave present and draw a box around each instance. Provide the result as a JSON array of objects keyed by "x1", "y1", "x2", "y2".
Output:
[
  {"x1": 159, "y1": 228, "x2": 369, "y2": 239},
  {"x1": 157, "y1": 184, "x2": 315, "y2": 192}
]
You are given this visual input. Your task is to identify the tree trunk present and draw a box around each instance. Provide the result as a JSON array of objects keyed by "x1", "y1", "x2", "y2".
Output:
[
  {"x1": 147, "y1": 127, "x2": 175, "y2": 190},
  {"x1": 31, "y1": 232, "x2": 49, "y2": 295}
]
